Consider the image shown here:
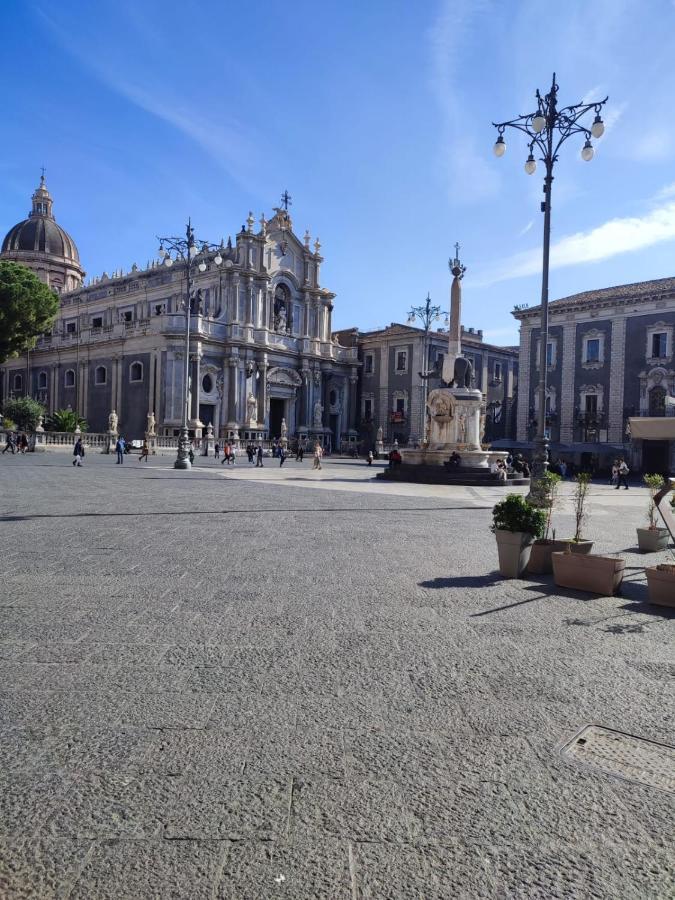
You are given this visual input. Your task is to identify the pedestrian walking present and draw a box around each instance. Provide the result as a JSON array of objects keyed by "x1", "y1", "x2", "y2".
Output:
[
  {"x1": 214, "y1": 442, "x2": 220, "y2": 461},
  {"x1": 229, "y1": 445, "x2": 237, "y2": 465},
  {"x1": 2, "y1": 432, "x2": 16, "y2": 454},
  {"x1": 279, "y1": 446, "x2": 286, "y2": 467},
  {"x1": 221, "y1": 442, "x2": 230, "y2": 465},
  {"x1": 115, "y1": 436, "x2": 125, "y2": 464},
  {"x1": 610, "y1": 459, "x2": 619, "y2": 486},
  {"x1": 247, "y1": 444, "x2": 254, "y2": 465},
  {"x1": 72, "y1": 437, "x2": 85, "y2": 466},
  {"x1": 367, "y1": 450, "x2": 373, "y2": 466},
  {"x1": 312, "y1": 442, "x2": 323, "y2": 470},
  {"x1": 297, "y1": 445, "x2": 304, "y2": 462},
  {"x1": 18, "y1": 433, "x2": 29, "y2": 454},
  {"x1": 256, "y1": 445, "x2": 264, "y2": 467},
  {"x1": 616, "y1": 458, "x2": 630, "y2": 489},
  {"x1": 139, "y1": 440, "x2": 149, "y2": 462}
]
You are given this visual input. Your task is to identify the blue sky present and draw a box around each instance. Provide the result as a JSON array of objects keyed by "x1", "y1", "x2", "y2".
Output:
[{"x1": 2, "y1": 0, "x2": 675, "y2": 344}]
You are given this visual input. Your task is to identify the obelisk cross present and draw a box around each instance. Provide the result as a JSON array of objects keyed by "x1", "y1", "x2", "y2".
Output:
[{"x1": 281, "y1": 190, "x2": 292, "y2": 211}]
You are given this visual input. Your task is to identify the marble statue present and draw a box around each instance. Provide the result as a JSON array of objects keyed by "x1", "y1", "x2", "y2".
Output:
[
  {"x1": 458, "y1": 412, "x2": 467, "y2": 443},
  {"x1": 427, "y1": 390, "x2": 454, "y2": 420},
  {"x1": 108, "y1": 410, "x2": 118, "y2": 433},
  {"x1": 376, "y1": 426, "x2": 383, "y2": 443},
  {"x1": 146, "y1": 411, "x2": 156, "y2": 435},
  {"x1": 246, "y1": 393, "x2": 257, "y2": 423},
  {"x1": 280, "y1": 417, "x2": 288, "y2": 438},
  {"x1": 275, "y1": 305, "x2": 287, "y2": 333},
  {"x1": 313, "y1": 401, "x2": 323, "y2": 427}
]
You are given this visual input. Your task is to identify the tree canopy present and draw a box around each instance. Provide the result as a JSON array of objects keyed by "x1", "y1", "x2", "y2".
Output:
[
  {"x1": 0, "y1": 261, "x2": 60, "y2": 363},
  {"x1": 2, "y1": 396, "x2": 44, "y2": 432}
]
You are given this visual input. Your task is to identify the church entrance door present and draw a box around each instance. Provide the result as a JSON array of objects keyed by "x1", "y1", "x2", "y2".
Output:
[
  {"x1": 642, "y1": 440, "x2": 669, "y2": 477},
  {"x1": 199, "y1": 403, "x2": 215, "y2": 429},
  {"x1": 269, "y1": 398, "x2": 285, "y2": 439}
]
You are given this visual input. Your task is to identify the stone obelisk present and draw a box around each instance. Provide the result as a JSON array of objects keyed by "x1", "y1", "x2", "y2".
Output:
[{"x1": 442, "y1": 243, "x2": 466, "y2": 384}]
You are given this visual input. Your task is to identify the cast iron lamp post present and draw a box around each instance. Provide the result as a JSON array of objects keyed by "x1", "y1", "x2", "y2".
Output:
[
  {"x1": 407, "y1": 294, "x2": 448, "y2": 443},
  {"x1": 493, "y1": 74, "x2": 608, "y2": 501},
  {"x1": 156, "y1": 221, "x2": 225, "y2": 470}
]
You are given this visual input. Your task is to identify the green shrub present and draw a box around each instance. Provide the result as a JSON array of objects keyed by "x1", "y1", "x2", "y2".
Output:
[
  {"x1": 492, "y1": 494, "x2": 547, "y2": 538},
  {"x1": 1, "y1": 396, "x2": 44, "y2": 432},
  {"x1": 572, "y1": 472, "x2": 591, "y2": 542},
  {"x1": 643, "y1": 473, "x2": 666, "y2": 528},
  {"x1": 46, "y1": 409, "x2": 88, "y2": 433}
]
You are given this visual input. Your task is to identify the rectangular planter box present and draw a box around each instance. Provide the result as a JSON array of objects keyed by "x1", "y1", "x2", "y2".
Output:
[
  {"x1": 528, "y1": 539, "x2": 594, "y2": 574},
  {"x1": 552, "y1": 552, "x2": 625, "y2": 596},
  {"x1": 645, "y1": 567, "x2": 675, "y2": 607}
]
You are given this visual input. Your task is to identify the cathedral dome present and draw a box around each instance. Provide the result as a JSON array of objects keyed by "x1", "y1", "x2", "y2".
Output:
[{"x1": 1, "y1": 175, "x2": 80, "y2": 263}]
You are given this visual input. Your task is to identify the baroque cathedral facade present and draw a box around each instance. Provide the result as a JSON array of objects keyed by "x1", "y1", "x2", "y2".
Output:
[{"x1": 0, "y1": 176, "x2": 359, "y2": 447}]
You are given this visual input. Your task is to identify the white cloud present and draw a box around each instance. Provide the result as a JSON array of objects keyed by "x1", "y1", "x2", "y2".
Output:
[
  {"x1": 478, "y1": 194, "x2": 675, "y2": 286},
  {"x1": 630, "y1": 129, "x2": 672, "y2": 162},
  {"x1": 517, "y1": 220, "x2": 534, "y2": 238}
]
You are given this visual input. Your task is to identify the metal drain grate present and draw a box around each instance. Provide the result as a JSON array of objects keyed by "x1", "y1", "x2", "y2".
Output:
[{"x1": 560, "y1": 725, "x2": 675, "y2": 794}]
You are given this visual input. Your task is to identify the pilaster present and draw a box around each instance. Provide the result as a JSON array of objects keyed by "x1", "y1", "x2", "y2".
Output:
[
  {"x1": 608, "y1": 316, "x2": 627, "y2": 442},
  {"x1": 516, "y1": 326, "x2": 531, "y2": 441},
  {"x1": 559, "y1": 321, "x2": 577, "y2": 443}
]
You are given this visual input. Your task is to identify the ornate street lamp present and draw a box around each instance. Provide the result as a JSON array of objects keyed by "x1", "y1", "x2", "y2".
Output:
[
  {"x1": 407, "y1": 293, "x2": 448, "y2": 442},
  {"x1": 156, "y1": 221, "x2": 226, "y2": 470},
  {"x1": 493, "y1": 74, "x2": 608, "y2": 502}
]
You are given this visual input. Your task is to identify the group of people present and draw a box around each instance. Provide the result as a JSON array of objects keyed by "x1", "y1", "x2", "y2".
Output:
[
  {"x1": 611, "y1": 458, "x2": 630, "y2": 489},
  {"x1": 215, "y1": 442, "x2": 238, "y2": 465},
  {"x1": 2, "y1": 432, "x2": 29, "y2": 454}
]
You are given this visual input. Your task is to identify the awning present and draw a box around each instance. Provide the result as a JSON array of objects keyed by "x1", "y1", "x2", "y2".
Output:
[{"x1": 628, "y1": 417, "x2": 675, "y2": 440}]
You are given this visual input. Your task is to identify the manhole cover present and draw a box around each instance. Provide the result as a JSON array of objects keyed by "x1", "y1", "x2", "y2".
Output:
[{"x1": 560, "y1": 725, "x2": 675, "y2": 794}]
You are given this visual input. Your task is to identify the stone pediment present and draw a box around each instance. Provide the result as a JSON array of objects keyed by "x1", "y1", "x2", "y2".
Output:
[{"x1": 267, "y1": 366, "x2": 302, "y2": 387}]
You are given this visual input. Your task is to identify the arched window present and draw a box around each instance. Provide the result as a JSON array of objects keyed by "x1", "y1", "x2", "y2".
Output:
[
  {"x1": 38, "y1": 371, "x2": 48, "y2": 389},
  {"x1": 202, "y1": 374, "x2": 213, "y2": 393},
  {"x1": 64, "y1": 369, "x2": 75, "y2": 388},
  {"x1": 95, "y1": 366, "x2": 107, "y2": 385},
  {"x1": 649, "y1": 385, "x2": 666, "y2": 417},
  {"x1": 13, "y1": 373, "x2": 23, "y2": 391},
  {"x1": 129, "y1": 361, "x2": 143, "y2": 382}
]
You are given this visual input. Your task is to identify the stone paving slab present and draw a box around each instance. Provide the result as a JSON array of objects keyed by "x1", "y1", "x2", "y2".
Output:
[{"x1": 0, "y1": 454, "x2": 673, "y2": 897}]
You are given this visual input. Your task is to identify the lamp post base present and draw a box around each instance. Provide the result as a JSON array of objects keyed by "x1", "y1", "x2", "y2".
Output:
[
  {"x1": 527, "y1": 436, "x2": 550, "y2": 506},
  {"x1": 174, "y1": 428, "x2": 192, "y2": 471}
]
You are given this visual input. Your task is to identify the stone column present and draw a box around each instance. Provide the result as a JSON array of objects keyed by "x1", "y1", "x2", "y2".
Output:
[
  {"x1": 49, "y1": 367, "x2": 57, "y2": 414},
  {"x1": 80, "y1": 361, "x2": 88, "y2": 421},
  {"x1": 516, "y1": 327, "x2": 531, "y2": 442},
  {"x1": 608, "y1": 317, "x2": 627, "y2": 443},
  {"x1": 154, "y1": 351, "x2": 163, "y2": 427},
  {"x1": 148, "y1": 350, "x2": 156, "y2": 423},
  {"x1": 245, "y1": 278, "x2": 254, "y2": 326},
  {"x1": 227, "y1": 356, "x2": 238, "y2": 427},
  {"x1": 559, "y1": 322, "x2": 577, "y2": 443},
  {"x1": 348, "y1": 372, "x2": 358, "y2": 431},
  {"x1": 190, "y1": 354, "x2": 201, "y2": 434}
]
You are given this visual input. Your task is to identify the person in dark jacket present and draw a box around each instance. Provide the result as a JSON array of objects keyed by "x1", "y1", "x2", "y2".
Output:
[{"x1": 73, "y1": 438, "x2": 85, "y2": 466}]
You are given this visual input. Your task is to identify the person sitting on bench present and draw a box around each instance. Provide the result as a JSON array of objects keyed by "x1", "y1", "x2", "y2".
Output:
[{"x1": 448, "y1": 451, "x2": 461, "y2": 468}]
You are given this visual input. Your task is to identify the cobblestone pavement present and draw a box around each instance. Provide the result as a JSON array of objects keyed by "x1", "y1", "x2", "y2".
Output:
[{"x1": 0, "y1": 453, "x2": 673, "y2": 898}]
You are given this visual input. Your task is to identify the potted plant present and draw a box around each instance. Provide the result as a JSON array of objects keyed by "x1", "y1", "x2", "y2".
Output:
[
  {"x1": 645, "y1": 556, "x2": 675, "y2": 607},
  {"x1": 637, "y1": 474, "x2": 670, "y2": 552},
  {"x1": 492, "y1": 494, "x2": 546, "y2": 578},
  {"x1": 552, "y1": 473, "x2": 624, "y2": 594},
  {"x1": 527, "y1": 470, "x2": 562, "y2": 574}
]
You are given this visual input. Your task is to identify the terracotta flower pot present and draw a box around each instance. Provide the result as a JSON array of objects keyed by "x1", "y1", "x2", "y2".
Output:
[
  {"x1": 636, "y1": 527, "x2": 670, "y2": 553},
  {"x1": 495, "y1": 530, "x2": 534, "y2": 578},
  {"x1": 552, "y1": 552, "x2": 624, "y2": 596},
  {"x1": 645, "y1": 566, "x2": 675, "y2": 607},
  {"x1": 528, "y1": 539, "x2": 594, "y2": 574}
]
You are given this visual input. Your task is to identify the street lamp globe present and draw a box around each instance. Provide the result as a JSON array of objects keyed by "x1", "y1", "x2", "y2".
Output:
[
  {"x1": 524, "y1": 154, "x2": 537, "y2": 174},
  {"x1": 164, "y1": 256, "x2": 174, "y2": 267},
  {"x1": 532, "y1": 112, "x2": 546, "y2": 133},
  {"x1": 581, "y1": 139, "x2": 594, "y2": 161},
  {"x1": 214, "y1": 253, "x2": 223, "y2": 266},
  {"x1": 158, "y1": 245, "x2": 166, "y2": 259},
  {"x1": 198, "y1": 260, "x2": 207, "y2": 272},
  {"x1": 493, "y1": 135, "x2": 506, "y2": 157},
  {"x1": 591, "y1": 115, "x2": 605, "y2": 139},
  {"x1": 188, "y1": 244, "x2": 198, "y2": 259}
]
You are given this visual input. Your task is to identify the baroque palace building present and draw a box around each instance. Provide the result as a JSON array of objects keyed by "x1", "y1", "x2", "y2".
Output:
[
  {"x1": 512, "y1": 276, "x2": 675, "y2": 473},
  {"x1": 0, "y1": 176, "x2": 359, "y2": 446}
]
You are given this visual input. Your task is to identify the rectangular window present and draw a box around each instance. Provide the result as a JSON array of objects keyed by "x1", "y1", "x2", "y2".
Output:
[
  {"x1": 363, "y1": 399, "x2": 373, "y2": 420},
  {"x1": 123, "y1": 311, "x2": 133, "y2": 323},
  {"x1": 66, "y1": 322, "x2": 77, "y2": 334},
  {"x1": 652, "y1": 332, "x2": 667, "y2": 358},
  {"x1": 396, "y1": 351, "x2": 407, "y2": 372},
  {"x1": 546, "y1": 342, "x2": 553, "y2": 366},
  {"x1": 585, "y1": 394, "x2": 598, "y2": 415},
  {"x1": 364, "y1": 354, "x2": 374, "y2": 374},
  {"x1": 92, "y1": 316, "x2": 103, "y2": 329},
  {"x1": 395, "y1": 397, "x2": 405, "y2": 414},
  {"x1": 494, "y1": 361, "x2": 502, "y2": 381},
  {"x1": 586, "y1": 338, "x2": 600, "y2": 362}
]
